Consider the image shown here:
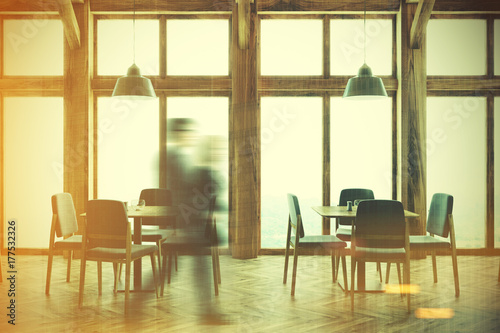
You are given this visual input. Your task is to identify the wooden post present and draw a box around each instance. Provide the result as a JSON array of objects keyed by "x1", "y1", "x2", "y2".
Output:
[
  {"x1": 230, "y1": 0, "x2": 259, "y2": 258},
  {"x1": 400, "y1": 1, "x2": 427, "y2": 237},
  {"x1": 63, "y1": 0, "x2": 90, "y2": 233}
]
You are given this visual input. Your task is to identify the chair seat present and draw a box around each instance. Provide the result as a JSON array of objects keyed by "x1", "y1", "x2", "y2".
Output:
[
  {"x1": 409, "y1": 235, "x2": 451, "y2": 249},
  {"x1": 136, "y1": 229, "x2": 173, "y2": 242},
  {"x1": 353, "y1": 246, "x2": 406, "y2": 261},
  {"x1": 293, "y1": 235, "x2": 346, "y2": 249},
  {"x1": 87, "y1": 244, "x2": 158, "y2": 261},
  {"x1": 53, "y1": 235, "x2": 82, "y2": 248},
  {"x1": 335, "y1": 226, "x2": 351, "y2": 241}
]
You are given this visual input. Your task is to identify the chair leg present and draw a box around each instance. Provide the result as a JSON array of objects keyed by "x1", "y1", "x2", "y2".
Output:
[
  {"x1": 125, "y1": 262, "x2": 131, "y2": 314},
  {"x1": 113, "y1": 263, "x2": 119, "y2": 294},
  {"x1": 291, "y1": 249, "x2": 299, "y2": 296},
  {"x1": 431, "y1": 250, "x2": 438, "y2": 283},
  {"x1": 404, "y1": 259, "x2": 411, "y2": 313},
  {"x1": 167, "y1": 251, "x2": 173, "y2": 284},
  {"x1": 216, "y1": 248, "x2": 221, "y2": 284},
  {"x1": 283, "y1": 245, "x2": 290, "y2": 284},
  {"x1": 161, "y1": 249, "x2": 168, "y2": 297},
  {"x1": 45, "y1": 248, "x2": 54, "y2": 295},
  {"x1": 331, "y1": 250, "x2": 336, "y2": 283},
  {"x1": 78, "y1": 255, "x2": 87, "y2": 308},
  {"x1": 66, "y1": 250, "x2": 73, "y2": 282},
  {"x1": 451, "y1": 248, "x2": 460, "y2": 297},
  {"x1": 150, "y1": 253, "x2": 159, "y2": 298},
  {"x1": 377, "y1": 262, "x2": 383, "y2": 282},
  {"x1": 98, "y1": 261, "x2": 103, "y2": 296},
  {"x1": 385, "y1": 263, "x2": 391, "y2": 284},
  {"x1": 335, "y1": 252, "x2": 341, "y2": 281},
  {"x1": 350, "y1": 258, "x2": 356, "y2": 311},
  {"x1": 341, "y1": 254, "x2": 348, "y2": 296},
  {"x1": 396, "y1": 263, "x2": 403, "y2": 298}
]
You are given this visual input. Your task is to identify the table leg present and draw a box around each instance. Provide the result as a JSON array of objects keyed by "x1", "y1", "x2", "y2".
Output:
[{"x1": 133, "y1": 217, "x2": 142, "y2": 290}]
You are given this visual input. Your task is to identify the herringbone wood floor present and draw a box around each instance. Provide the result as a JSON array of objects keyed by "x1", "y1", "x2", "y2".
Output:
[{"x1": 1, "y1": 254, "x2": 499, "y2": 332}]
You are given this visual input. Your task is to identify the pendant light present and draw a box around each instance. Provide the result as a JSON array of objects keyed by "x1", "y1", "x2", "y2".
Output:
[
  {"x1": 112, "y1": 0, "x2": 156, "y2": 99},
  {"x1": 343, "y1": 0, "x2": 387, "y2": 99}
]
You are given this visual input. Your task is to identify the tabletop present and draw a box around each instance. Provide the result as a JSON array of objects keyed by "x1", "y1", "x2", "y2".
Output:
[
  {"x1": 311, "y1": 205, "x2": 419, "y2": 218},
  {"x1": 80, "y1": 205, "x2": 178, "y2": 218}
]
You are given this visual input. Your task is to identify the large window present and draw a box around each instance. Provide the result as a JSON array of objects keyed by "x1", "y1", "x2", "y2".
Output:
[
  {"x1": 427, "y1": 97, "x2": 487, "y2": 248},
  {"x1": 3, "y1": 19, "x2": 63, "y2": 75},
  {"x1": 97, "y1": 97, "x2": 160, "y2": 201},
  {"x1": 330, "y1": 97, "x2": 392, "y2": 202},
  {"x1": 261, "y1": 97, "x2": 323, "y2": 247},
  {"x1": 4, "y1": 97, "x2": 63, "y2": 248}
]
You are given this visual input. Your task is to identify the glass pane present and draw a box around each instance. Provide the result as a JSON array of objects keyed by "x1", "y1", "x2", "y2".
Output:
[
  {"x1": 166, "y1": 97, "x2": 229, "y2": 242},
  {"x1": 427, "y1": 19, "x2": 486, "y2": 75},
  {"x1": 4, "y1": 97, "x2": 63, "y2": 248},
  {"x1": 4, "y1": 19, "x2": 63, "y2": 75},
  {"x1": 98, "y1": 19, "x2": 159, "y2": 76},
  {"x1": 331, "y1": 19, "x2": 392, "y2": 76},
  {"x1": 495, "y1": 20, "x2": 500, "y2": 75},
  {"x1": 427, "y1": 97, "x2": 486, "y2": 248},
  {"x1": 495, "y1": 97, "x2": 500, "y2": 248},
  {"x1": 97, "y1": 98, "x2": 160, "y2": 201},
  {"x1": 261, "y1": 20, "x2": 322, "y2": 76},
  {"x1": 261, "y1": 97, "x2": 323, "y2": 248},
  {"x1": 167, "y1": 20, "x2": 229, "y2": 76},
  {"x1": 330, "y1": 97, "x2": 392, "y2": 203}
]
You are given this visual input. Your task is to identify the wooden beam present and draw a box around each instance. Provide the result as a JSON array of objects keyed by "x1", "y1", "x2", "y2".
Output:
[
  {"x1": 0, "y1": 0, "x2": 83, "y2": 12},
  {"x1": 236, "y1": 0, "x2": 252, "y2": 49},
  {"x1": 56, "y1": 0, "x2": 81, "y2": 49},
  {"x1": 427, "y1": 77, "x2": 500, "y2": 92},
  {"x1": 258, "y1": 0, "x2": 400, "y2": 12},
  {"x1": 409, "y1": 0, "x2": 435, "y2": 49},
  {"x1": 90, "y1": 0, "x2": 233, "y2": 12}
]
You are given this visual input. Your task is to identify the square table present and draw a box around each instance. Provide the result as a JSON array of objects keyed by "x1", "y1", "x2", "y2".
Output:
[{"x1": 311, "y1": 205, "x2": 419, "y2": 292}]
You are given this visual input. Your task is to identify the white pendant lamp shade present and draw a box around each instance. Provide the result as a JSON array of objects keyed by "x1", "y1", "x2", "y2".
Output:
[
  {"x1": 343, "y1": 63, "x2": 388, "y2": 99},
  {"x1": 112, "y1": 63, "x2": 156, "y2": 99}
]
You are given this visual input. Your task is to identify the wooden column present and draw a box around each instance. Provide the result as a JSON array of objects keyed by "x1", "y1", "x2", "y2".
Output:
[
  {"x1": 400, "y1": 1, "x2": 427, "y2": 235},
  {"x1": 63, "y1": 0, "x2": 90, "y2": 232},
  {"x1": 230, "y1": 0, "x2": 260, "y2": 258}
]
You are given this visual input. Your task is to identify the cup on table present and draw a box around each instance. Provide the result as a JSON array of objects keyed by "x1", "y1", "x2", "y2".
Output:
[{"x1": 347, "y1": 201, "x2": 353, "y2": 211}]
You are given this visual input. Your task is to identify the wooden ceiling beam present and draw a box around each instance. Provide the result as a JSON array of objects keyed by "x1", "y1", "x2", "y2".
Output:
[
  {"x1": 56, "y1": 0, "x2": 80, "y2": 49},
  {"x1": 0, "y1": 0, "x2": 82, "y2": 13},
  {"x1": 409, "y1": 0, "x2": 435, "y2": 49}
]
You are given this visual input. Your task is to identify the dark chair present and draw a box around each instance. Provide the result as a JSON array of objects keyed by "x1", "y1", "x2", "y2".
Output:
[
  {"x1": 335, "y1": 188, "x2": 378, "y2": 281},
  {"x1": 284, "y1": 193, "x2": 348, "y2": 296},
  {"x1": 45, "y1": 193, "x2": 83, "y2": 295},
  {"x1": 388, "y1": 193, "x2": 459, "y2": 297},
  {"x1": 79, "y1": 200, "x2": 159, "y2": 313},
  {"x1": 137, "y1": 188, "x2": 177, "y2": 272},
  {"x1": 351, "y1": 199, "x2": 410, "y2": 312},
  {"x1": 160, "y1": 195, "x2": 221, "y2": 296}
]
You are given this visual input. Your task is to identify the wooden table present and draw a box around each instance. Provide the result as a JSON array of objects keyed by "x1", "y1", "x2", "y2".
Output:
[
  {"x1": 311, "y1": 205, "x2": 419, "y2": 292},
  {"x1": 81, "y1": 206, "x2": 178, "y2": 290}
]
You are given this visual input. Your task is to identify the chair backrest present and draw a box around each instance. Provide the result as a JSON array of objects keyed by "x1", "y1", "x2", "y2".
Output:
[
  {"x1": 427, "y1": 193, "x2": 453, "y2": 238},
  {"x1": 86, "y1": 200, "x2": 128, "y2": 248},
  {"x1": 52, "y1": 193, "x2": 79, "y2": 238},
  {"x1": 139, "y1": 188, "x2": 174, "y2": 227},
  {"x1": 354, "y1": 199, "x2": 406, "y2": 248},
  {"x1": 287, "y1": 193, "x2": 305, "y2": 238},
  {"x1": 338, "y1": 188, "x2": 375, "y2": 226}
]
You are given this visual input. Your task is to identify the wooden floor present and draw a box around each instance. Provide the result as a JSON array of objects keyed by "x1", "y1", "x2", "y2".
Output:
[{"x1": 1, "y1": 254, "x2": 499, "y2": 332}]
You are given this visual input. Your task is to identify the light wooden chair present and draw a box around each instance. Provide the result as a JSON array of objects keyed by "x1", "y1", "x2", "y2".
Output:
[
  {"x1": 284, "y1": 193, "x2": 348, "y2": 296},
  {"x1": 79, "y1": 199, "x2": 159, "y2": 313},
  {"x1": 160, "y1": 195, "x2": 220, "y2": 296},
  {"x1": 351, "y1": 199, "x2": 410, "y2": 312},
  {"x1": 45, "y1": 193, "x2": 82, "y2": 295},
  {"x1": 388, "y1": 193, "x2": 459, "y2": 297}
]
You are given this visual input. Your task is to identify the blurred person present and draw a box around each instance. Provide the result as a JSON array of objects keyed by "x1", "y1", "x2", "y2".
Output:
[{"x1": 166, "y1": 119, "x2": 230, "y2": 325}]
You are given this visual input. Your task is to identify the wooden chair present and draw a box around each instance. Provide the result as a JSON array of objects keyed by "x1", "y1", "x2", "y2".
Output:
[
  {"x1": 160, "y1": 195, "x2": 220, "y2": 296},
  {"x1": 388, "y1": 193, "x2": 459, "y2": 297},
  {"x1": 79, "y1": 199, "x2": 159, "y2": 313},
  {"x1": 45, "y1": 193, "x2": 83, "y2": 295},
  {"x1": 284, "y1": 193, "x2": 348, "y2": 296},
  {"x1": 334, "y1": 188, "x2": 380, "y2": 281},
  {"x1": 351, "y1": 199, "x2": 410, "y2": 312},
  {"x1": 137, "y1": 188, "x2": 177, "y2": 273}
]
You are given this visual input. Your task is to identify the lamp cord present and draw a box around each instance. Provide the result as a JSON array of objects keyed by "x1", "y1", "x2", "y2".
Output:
[
  {"x1": 363, "y1": 0, "x2": 366, "y2": 64},
  {"x1": 133, "y1": 0, "x2": 136, "y2": 64}
]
